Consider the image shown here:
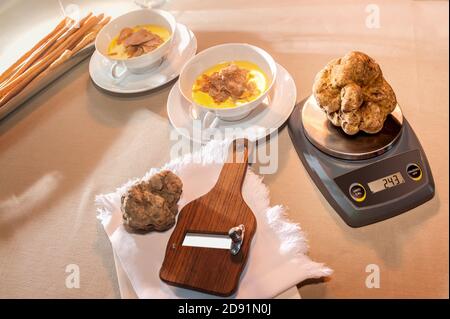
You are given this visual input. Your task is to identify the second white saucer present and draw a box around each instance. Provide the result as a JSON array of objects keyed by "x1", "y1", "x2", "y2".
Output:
[{"x1": 167, "y1": 63, "x2": 297, "y2": 143}]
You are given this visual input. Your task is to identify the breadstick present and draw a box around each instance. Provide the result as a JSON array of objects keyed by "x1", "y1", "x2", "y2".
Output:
[
  {"x1": 71, "y1": 32, "x2": 96, "y2": 55},
  {"x1": 0, "y1": 13, "x2": 108, "y2": 108},
  {"x1": 39, "y1": 12, "x2": 93, "y2": 61},
  {"x1": 0, "y1": 22, "x2": 71, "y2": 89},
  {"x1": 17, "y1": 13, "x2": 95, "y2": 82},
  {"x1": 39, "y1": 15, "x2": 110, "y2": 77},
  {"x1": 64, "y1": 12, "x2": 93, "y2": 35},
  {"x1": 73, "y1": 15, "x2": 110, "y2": 52},
  {"x1": 34, "y1": 49, "x2": 73, "y2": 81},
  {"x1": 92, "y1": 16, "x2": 111, "y2": 32},
  {"x1": 73, "y1": 12, "x2": 93, "y2": 28},
  {"x1": 12, "y1": 48, "x2": 73, "y2": 97},
  {"x1": 0, "y1": 15, "x2": 101, "y2": 105},
  {"x1": 0, "y1": 13, "x2": 95, "y2": 89},
  {"x1": 68, "y1": 13, "x2": 104, "y2": 51},
  {"x1": 48, "y1": 14, "x2": 102, "y2": 61},
  {"x1": 31, "y1": 15, "x2": 110, "y2": 88},
  {"x1": 0, "y1": 21, "x2": 71, "y2": 90},
  {"x1": 49, "y1": 49, "x2": 73, "y2": 70},
  {"x1": 3, "y1": 15, "x2": 100, "y2": 88},
  {"x1": 0, "y1": 17, "x2": 69, "y2": 85}
]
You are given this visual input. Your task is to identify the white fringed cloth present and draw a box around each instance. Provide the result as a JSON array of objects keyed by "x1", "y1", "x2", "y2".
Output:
[{"x1": 96, "y1": 140, "x2": 332, "y2": 298}]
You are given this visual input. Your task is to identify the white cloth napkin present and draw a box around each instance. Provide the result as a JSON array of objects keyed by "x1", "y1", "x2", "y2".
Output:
[
  {"x1": 96, "y1": 140, "x2": 332, "y2": 298},
  {"x1": 112, "y1": 251, "x2": 303, "y2": 299}
]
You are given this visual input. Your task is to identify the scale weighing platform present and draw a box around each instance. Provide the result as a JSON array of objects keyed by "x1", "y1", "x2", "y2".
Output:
[{"x1": 288, "y1": 96, "x2": 435, "y2": 227}]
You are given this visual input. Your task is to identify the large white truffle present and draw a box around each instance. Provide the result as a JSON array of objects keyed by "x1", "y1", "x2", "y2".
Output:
[
  {"x1": 313, "y1": 51, "x2": 397, "y2": 135},
  {"x1": 121, "y1": 170, "x2": 183, "y2": 232}
]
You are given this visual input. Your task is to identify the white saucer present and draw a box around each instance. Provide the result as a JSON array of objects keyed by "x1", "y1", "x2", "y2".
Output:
[
  {"x1": 89, "y1": 23, "x2": 197, "y2": 93},
  {"x1": 167, "y1": 63, "x2": 297, "y2": 143}
]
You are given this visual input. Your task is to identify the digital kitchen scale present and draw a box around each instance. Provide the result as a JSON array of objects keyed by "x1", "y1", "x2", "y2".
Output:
[{"x1": 288, "y1": 96, "x2": 435, "y2": 227}]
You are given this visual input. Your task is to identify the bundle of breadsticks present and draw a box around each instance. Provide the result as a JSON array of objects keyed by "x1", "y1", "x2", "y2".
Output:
[{"x1": 0, "y1": 12, "x2": 110, "y2": 108}]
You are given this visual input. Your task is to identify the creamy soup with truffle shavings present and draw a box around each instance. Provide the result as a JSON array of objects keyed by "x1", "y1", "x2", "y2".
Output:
[
  {"x1": 107, "y1": 24, "x2": 170, "y2": 59},
  {"x1": 192, "y1": 61, "x2": 269, "y2": 108}
]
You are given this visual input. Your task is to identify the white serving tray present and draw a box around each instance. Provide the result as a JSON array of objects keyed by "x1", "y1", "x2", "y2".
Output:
[{"x1": 0, "y1": 44, "x2": 94, "y2": 121}]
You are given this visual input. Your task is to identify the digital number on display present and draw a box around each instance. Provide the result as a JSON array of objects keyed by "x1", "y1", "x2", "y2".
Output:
[{"x1": 368, "y1": 172, "x2": 405, "y2": 193}]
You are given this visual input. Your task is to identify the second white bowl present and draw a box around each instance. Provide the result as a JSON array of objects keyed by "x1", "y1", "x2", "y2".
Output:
[{"x1": 179, "y1": 43, "x2": 277, "y2": 121}]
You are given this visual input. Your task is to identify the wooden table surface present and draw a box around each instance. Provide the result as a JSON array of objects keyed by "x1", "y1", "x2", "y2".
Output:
[{"x1": 0, "y1": 0, "x2": 448, "y2": 298}]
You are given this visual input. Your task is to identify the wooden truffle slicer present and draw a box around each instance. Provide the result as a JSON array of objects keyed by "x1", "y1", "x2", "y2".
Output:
[{"x1": 159, "y1": 139, "x2": 257, "y2": 296}]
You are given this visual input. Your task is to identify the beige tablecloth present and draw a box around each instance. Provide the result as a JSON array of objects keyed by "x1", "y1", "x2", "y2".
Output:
[{"x1": 0, "y1": 0, "x2": 448, "y2": 298}]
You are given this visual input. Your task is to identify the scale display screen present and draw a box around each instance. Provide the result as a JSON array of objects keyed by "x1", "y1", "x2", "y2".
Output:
[{"x1": 368, "y1": 172, "x2": 405, "y2": 193}]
